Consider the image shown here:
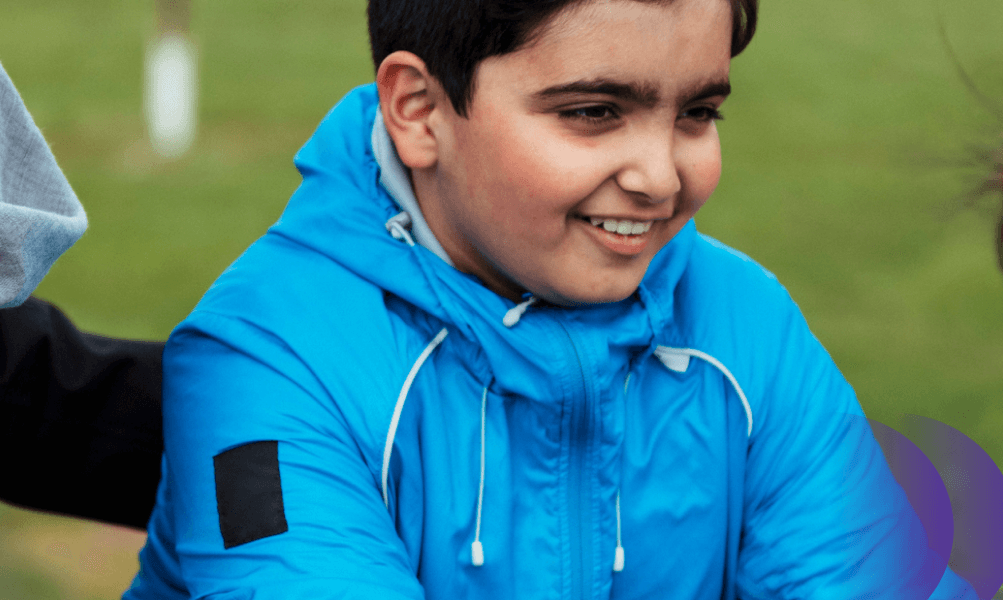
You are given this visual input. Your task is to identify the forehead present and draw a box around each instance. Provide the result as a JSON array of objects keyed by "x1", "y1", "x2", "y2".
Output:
[{"x1": 475, "y1": 0, "x2": 733, "y2": 107}]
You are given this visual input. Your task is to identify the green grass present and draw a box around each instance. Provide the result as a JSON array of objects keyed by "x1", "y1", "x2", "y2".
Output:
[
  {"x1": 2, "y1": 0, "x2": 1002, "y2": 597},
  {"x1": 711, "y1": 0, "x2": 1003, "y2": 446}
]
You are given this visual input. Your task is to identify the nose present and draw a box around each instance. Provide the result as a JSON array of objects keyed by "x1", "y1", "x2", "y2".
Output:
[{"x1": 614, "y1": 129, "x2": 681, "y2": 203}]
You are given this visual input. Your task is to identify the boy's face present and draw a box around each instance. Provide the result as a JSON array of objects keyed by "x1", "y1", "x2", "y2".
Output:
[{"x1": 415, "y1": 0, "x2": 733, "y2": 305}]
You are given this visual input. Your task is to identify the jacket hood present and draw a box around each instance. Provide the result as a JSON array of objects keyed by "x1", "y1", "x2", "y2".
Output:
[
  {"x1": 0, "y1": 63, "x2": 87, "y2": 308},
  {"x1": 270, "y1": 84, "x2": 696, "y2": 399}
]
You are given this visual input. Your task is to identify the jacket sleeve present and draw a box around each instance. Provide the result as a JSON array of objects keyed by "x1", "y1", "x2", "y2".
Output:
[
  {"x1": 0, "y1": 296, "x2": 163, "y2": 529},
  {"x1": 160, "y1": 312, "x2": 423, "y2": 600},
  {"x1": 735, "y1": 294, "x2": 977, "y2": 600}
]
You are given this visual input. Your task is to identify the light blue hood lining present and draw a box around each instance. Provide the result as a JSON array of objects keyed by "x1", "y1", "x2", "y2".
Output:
[{"x1": 371, "y1": 108, "x2": 453, "y2": 267}]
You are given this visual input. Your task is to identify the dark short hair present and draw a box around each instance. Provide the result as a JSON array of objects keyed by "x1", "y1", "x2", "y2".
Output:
[{"x1": 368, "y1": 0, "x2": 758, "y2": 117}]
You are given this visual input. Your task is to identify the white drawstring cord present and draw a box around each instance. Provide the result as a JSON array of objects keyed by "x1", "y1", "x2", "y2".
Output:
[
  {"x1": 381, "y1": 328, "x2": 449, "y2": 508},
  {"x1": 653, "y1": 346, "x2": 753, "y2": 436},
  {"x1": 614, "y1": 490, "x2": 624, "y2": 572},
  {"x1": 385, "y1": 211, "x2": 416, "y2": 247},
  {"x1": 471, "y1": 386, "x2": 488, "y2": 566},
  {"x1": 502, "y1": 296, "x2": 537, "y2": 327},
  {"x1": 613, "y1": 373, "x2": 629, "y2": 573}
]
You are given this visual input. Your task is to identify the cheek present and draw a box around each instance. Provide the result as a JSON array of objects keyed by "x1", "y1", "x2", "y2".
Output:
[
  {"x1": 479, "y1": 126, "x2": 590, "y2": 231},
  {"x1": 456, "y1": 103, "x2": 610, "y2": 248},
  {"x1": 698, "y1": 158, "x2": 722, "y2": 201},
  {"x1": 487, "y1": 132, "x2": 559, "y2": 204},
  {"x1": 683, "y1": 138, "x2": 722, "y2": 212}
]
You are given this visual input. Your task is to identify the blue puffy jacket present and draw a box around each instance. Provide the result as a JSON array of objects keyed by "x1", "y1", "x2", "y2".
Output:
[{"x1": 124, "y1": 85, "x2": 976, "y2": 600}]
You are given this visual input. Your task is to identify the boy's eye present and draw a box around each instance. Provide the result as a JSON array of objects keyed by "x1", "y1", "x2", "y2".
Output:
[
  {"x1": 681, "y1": 106, "x2": 725, "y2": 122},
  {"x1": 559, "y1": 105, "x2": 619, "y2": 122}
]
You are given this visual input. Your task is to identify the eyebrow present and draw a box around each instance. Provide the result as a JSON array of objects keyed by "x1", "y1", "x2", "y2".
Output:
[
  {"x1": 678, "y1": 79, "x2": 732, "y2": 104},
  {"x1": 532, "y1": 78, "x2": 661, "y2": 107},
  {"x1": 530, "y1": 77, "x2": 731, "y2": 108}
]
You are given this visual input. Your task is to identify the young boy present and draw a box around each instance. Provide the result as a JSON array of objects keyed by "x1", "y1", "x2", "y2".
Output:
[{"x1": 125, "y1": 0, "x2": 977, "y2": 598}]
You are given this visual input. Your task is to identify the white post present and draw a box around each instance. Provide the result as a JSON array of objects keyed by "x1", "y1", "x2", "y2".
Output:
[{"x1": 144, "y1": 0, "x2": 197, "y2": 159}]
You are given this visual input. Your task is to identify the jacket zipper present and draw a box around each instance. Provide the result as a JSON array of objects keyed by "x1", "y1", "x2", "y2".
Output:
[{"x1": 559, "y1": 322, "x2": 595, "y2": 600}]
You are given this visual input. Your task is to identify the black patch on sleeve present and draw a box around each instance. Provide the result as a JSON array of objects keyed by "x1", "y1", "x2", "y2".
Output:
[{"x1": 213, "y1": 440, "x2": 288, "y2": 549}]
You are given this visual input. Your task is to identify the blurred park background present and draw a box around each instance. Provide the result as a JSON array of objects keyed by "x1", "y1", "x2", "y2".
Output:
[{"x1": 1, "y1": 0, "x2": 1002, "y2": 597}]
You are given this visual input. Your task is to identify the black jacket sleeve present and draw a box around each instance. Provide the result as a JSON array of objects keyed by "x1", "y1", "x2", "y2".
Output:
[{"x1": 0, "y1": 296, "x2": 164, "y2": 529}]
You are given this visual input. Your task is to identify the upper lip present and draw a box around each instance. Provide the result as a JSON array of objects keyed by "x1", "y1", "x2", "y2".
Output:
[{"x1": 577, "y1": 213, "x2": 671, "y2": 222}]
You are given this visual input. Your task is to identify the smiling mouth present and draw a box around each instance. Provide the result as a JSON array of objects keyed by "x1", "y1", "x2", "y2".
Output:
[{"x1": 579, "y1": 216, "x2": 653, "y2": 236}]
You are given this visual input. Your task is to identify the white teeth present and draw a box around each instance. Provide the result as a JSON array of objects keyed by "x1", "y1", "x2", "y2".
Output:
[{"x1": 586, "y1": 217, "x2": 653, "y2": 235}]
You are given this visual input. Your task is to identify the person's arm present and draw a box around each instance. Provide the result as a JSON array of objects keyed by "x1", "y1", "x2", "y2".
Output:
[
  {"x1": 735, "y1": 296, "x2": 976, "y2": 599},
  {"x1": 152, "y1": 313, "x2": 423, "y2": 599},
  {"x1": 0, "y1": 296, "x2": 163, "y2": 529}
]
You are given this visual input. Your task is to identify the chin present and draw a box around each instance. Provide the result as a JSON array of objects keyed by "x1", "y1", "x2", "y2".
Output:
[{"x1": 539, "y1": 281, "x2": 641, "y2": 307}]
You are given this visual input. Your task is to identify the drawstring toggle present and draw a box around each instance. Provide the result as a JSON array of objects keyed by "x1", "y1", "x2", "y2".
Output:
[
  {"x1": 385, "y1": 211, "x2": 416, "y2": 247},
  {"x1": 613, "y1": 546, "x2": 624, "y2": 572},
  {"x1": 502, "y1": 296, "x2": 537, "y2": 327}
]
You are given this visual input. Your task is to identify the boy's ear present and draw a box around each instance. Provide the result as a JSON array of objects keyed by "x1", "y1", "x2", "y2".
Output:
[{"x1": 376, "y1": 51, "x2": 442, "y2": 170}]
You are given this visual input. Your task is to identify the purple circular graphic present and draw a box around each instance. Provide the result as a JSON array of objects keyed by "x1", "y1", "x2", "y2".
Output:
[
  {"x1": 895, "y1": 415, "x2": 1003, "y2": 600},
  {"x1": 869, "y1": 418, "x2": 955, "y2": 570}
]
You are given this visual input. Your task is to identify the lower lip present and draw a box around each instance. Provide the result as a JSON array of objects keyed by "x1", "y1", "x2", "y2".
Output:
[{"x1": 581, "y1": 220, "x2": 651, "y2": 256}]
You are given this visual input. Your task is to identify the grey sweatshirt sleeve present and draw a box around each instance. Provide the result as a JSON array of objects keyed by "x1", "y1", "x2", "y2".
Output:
[{"x1": 0, "y1": 61, "x2": 87, "y2": 308}]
